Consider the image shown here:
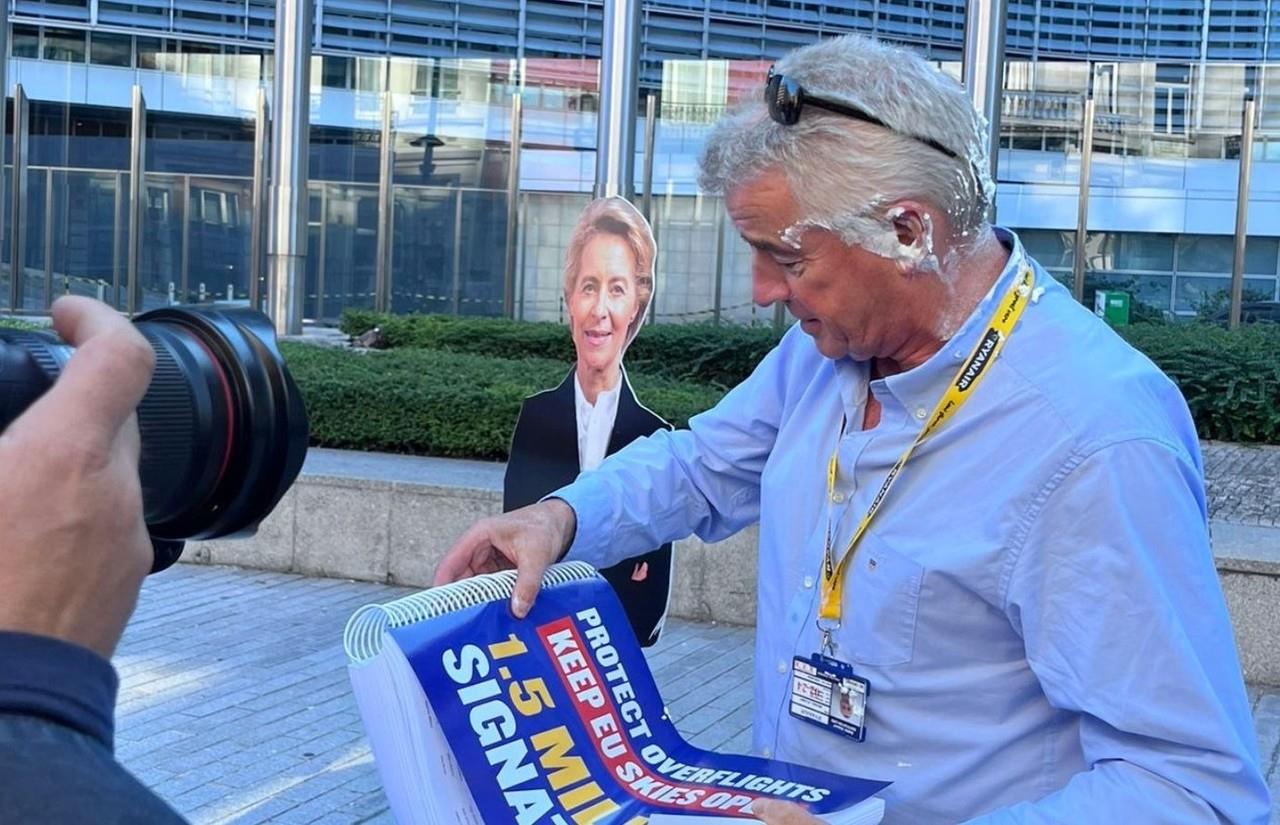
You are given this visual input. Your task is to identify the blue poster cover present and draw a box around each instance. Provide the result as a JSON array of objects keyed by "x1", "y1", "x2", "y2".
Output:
[{"x1": 388, "y1": 574, "x2": 889, "y2": 823}]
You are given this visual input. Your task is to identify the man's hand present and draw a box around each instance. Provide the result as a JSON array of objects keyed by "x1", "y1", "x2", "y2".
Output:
[
  {"x1": 434, "y1": 499, "x2": 577, "y2": 618},
  {"x1": 751, "y1": 798, "x2": 824, "y2": 824},
  {"x1": 0, "y1": 297, "x2": 155, "y2": 659}
]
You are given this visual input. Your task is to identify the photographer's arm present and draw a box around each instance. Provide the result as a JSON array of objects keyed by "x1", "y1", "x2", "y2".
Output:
[{"x1": 0, "y1": 297, "x2": 186, "y2": 823}]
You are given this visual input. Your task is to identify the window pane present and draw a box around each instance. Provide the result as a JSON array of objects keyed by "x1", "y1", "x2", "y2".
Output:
[
  {"x1": 1113, "y1": 233, "x2": 1174, "y2": 272},
  {"x1": 90, "y1": 33, "x2": 132, "y2": 67},
  {"x1": 13, "y1": 26, "x2": 40, "y2": 59},
  {"x1": 1245, "y1": 238, "x2": 1279, "y2": 276},
  {"x1": 1016, "y1": 228, "x2": 1073, "y2": 270},
  {"x1": 1177, "y1": 235, "x2": 1234, "y2": 273},
  {"x1": 44, "y1": 28, "x2": 87, "y2": 62}
]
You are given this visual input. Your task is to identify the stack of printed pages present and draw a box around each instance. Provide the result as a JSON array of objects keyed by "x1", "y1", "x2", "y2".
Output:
[{"x1": 344, "y1": 561, "x2": 889, "y2": 824}]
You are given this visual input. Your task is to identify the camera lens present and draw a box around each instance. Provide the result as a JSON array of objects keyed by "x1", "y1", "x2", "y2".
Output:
[{"x1": 0, "y1": 306, "x2": 308, "y2": 568}]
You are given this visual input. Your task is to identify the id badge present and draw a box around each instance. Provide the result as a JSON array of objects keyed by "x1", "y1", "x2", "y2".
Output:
[{"x1": 789, "y1": 654, "x2": 869, "y2": 742}]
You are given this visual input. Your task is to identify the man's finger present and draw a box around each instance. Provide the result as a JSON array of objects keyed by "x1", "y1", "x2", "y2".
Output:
[
  {"x1": 434, "y1": 522, "x2": 497, "y2": 587},
  {"x1": 15, "y1": 298, "x2": 153, "y2": 443},
  {"x1": 751, "y1": 798, "x2": 821, "y2": 824},
  {"x1": 511, "y1": 551, "x2": 550, "y2": 619}
]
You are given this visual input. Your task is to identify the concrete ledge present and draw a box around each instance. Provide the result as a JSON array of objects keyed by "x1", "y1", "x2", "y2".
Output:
[{"x1": 184, "y1": 448, "x2": 1280, "y2": 683}]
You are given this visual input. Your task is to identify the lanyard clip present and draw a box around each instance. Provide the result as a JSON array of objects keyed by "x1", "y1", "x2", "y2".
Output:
[{"x1": 816, "y1": 617, "x2": 841, "y2": 657}]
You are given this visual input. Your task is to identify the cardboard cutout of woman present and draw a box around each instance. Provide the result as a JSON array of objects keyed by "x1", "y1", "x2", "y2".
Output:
[{"x1": 503, "y1": 197, "x2": 673, "y2": 647}]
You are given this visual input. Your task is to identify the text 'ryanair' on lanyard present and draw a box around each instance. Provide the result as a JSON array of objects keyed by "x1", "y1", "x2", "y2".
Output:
[{"x1": 818, "y1": 265, "x2": 1036, "y2": 652}]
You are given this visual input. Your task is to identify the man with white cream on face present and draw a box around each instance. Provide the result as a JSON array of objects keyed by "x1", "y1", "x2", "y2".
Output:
[{"x1": 440, "y1": 35, "x2": 1268, "y2": 824}]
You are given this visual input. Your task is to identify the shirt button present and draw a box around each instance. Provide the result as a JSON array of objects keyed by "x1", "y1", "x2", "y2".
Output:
[
  {"x1": 777, "y1": 661, "x2": 788, "y2": 674},
  {"x1": 761, "y1": 747, "x2": 773, "y2": 758},
  {"x1": 953, "y1": 350, "x2": 965, "y2": 360},
  {"x1": 915, "y1": 408, "x2": 927, "y2": 419},
  {"x1": 831, "y1": 491, "x2": 845, "y2": 503},
  {"x1": 803, "y1": 575, "x2": 814, "y2": 589}
]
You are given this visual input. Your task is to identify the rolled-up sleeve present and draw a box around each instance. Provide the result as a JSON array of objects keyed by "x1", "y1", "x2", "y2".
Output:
[{"x1": 974, "y1": 436, "x2": 1270, "y2": 824}]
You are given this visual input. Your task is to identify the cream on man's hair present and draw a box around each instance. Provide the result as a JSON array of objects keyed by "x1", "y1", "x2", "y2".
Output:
[{"x1": 699, "y1": 34, "x2": 993, "y2": 258}]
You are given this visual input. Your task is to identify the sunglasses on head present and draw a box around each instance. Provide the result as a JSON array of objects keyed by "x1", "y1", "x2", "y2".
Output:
[{"x1": 764, "y1": 66, "x2": 962, "y2": 162}]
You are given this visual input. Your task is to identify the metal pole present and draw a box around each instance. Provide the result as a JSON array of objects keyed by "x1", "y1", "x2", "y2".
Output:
[
  {"x1": 113, "y1": 171, "x2": 124, "y2": 308},
  {"x1": 375, "y1": 86, "x2": 394, "y2": 313},
  {"x1": 962, "y1": 0, "x2": 1008, "y2": 186},
  {"x1": 249, "y1": 87, "x2": 269, "y2": 310},
  {"x1": 266, "y1": 0, "x2": 313, "y2": 335},
  {"x1": 181, "y1": 176, "x2": 192, "y2": 302},
  {"x1": 43, "y1": 168, "x2": 53, "y2": 307},
  {"x1": 0, "y1": 17, "x2": 8, "y2": 282},
  {"x1": 451, "y1": 187, "x2": 463, "y2": 314},
  {"x1": 126, "y1": 85, "x2": 146, "y2": 315},
  {"x1": 1230, "y1": 95, "x2": 1257, "y2": 330},
  {"x1": 595, "y1": 0, "x2": 642, "y2": 198},
  {"x1": 712, "y1": 202, "x2": 725, "y2": 324},
  {"x1": 641, "y1": 92, "x2": 657, "y2": 222},
  {"x1": 502, "y1": 93, "x2": 522, "y2": 318},
  {"x1": 9, "y1": 85, "x2": 27, "y2": 312},
  {"x1": 1072, "y1": 92, "x2": 1095, "y2": 303}
]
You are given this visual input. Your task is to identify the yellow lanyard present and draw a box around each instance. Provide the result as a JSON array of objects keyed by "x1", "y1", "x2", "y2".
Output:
[{"x1": 817, "y1": 265, "x2": 1035, "y2": 650}]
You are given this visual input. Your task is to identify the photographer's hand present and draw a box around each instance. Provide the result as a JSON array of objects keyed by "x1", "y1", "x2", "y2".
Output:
[
  {"x1": 434, "y1": 499, "x2": 577, "y2": 618},
  {"x1": 0, "y1": 297, "x2": 154, "y2": 659}
]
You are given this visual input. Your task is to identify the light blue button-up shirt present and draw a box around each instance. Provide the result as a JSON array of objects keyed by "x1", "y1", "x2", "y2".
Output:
[{"x1": 555, "y1": 229, "x2": 1269, "y2": 823}]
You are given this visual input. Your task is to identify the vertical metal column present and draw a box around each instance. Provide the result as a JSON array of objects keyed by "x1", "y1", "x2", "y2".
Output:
[
  {"x1": 595, "y1": 0, "x2": 642, "y2": 198},
  {"x1": 450, "y1": 188, "x2": 463, "y2": 314},
  {"x1": 0, "y1": 18, "x2": 9, "y2": 276},
  {"x1": 180, "y1": 176, "x2": 191, "y2": 302},
  {"x1": 1072, "y1": 91, "x2": 1095, "y2": 303},
  {"x1": 712, "y1": 204, "x2": 725, "y2": 324},
  {"x1": 1229, "y1": 94, "x2": 1257, "y2": 330},
  {"x1": 249, "y1": 88, "x2": 269, "y2": 310},
  {"x1": 8, "y1": 85, "x2": 28, "y2": 311},
  {"x1": 962, "y1": 0, "x2": 1008, "y2": 186},
  {"x1": 43, "y1": 168, "x2": 53, "y2": 307},
  {"x1": 266, "y1": 0, "x2": 314, "y2": 335},
  {"x1": 126, "y1": 85, "x2": 146, "y2": 315},
  {"x1": 113, "y1": 171, "x2": 124, "y2": 308},
  {"x1": 640, "y1": 92, "x2": 657, "y2": 222},
  {"x1": 502, "y1": 93, "x2": 522, "y2": 319},
  {"x1": 375, "y1": 85, "x2": 395, "y2": 313}
]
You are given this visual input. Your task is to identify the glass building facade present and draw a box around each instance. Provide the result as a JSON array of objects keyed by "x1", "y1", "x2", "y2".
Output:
[{"x1": 0, "y1": 1, "x2": 1277, "y2": 322}]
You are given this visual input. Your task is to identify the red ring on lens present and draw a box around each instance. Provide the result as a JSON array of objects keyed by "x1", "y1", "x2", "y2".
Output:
[{"x1": 190, "y1": 335, "x2": 236, "y2": 488}]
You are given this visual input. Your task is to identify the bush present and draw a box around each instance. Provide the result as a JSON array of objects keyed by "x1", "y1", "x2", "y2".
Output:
[
  {"x1": 282, "y1": 342, "x2": 725, "y2": 459},
  {"x1": 337, "y1": 310, "x2": 1280, "y2": 448},
  {"x1": 1121, "y1": 323, "x2": 1280, "y2": 443},
  {"x1": 339, "y1": 311, "x2": 783, "y2": 388}
]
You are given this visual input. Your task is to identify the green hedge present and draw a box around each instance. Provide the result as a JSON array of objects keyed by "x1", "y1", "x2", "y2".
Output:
[
  {"x1": 340, "y1": 311, "x2": 783, "y2": 388},
  {"x1": 339, "y1": 310, "x2": 1280, "y2": 447},
  {"x1": 1120, "y1": 323, "x2": 1280, "y2": 443},
  {"x1": 282, "y1": 342, "x2": 725, "y2": 459}
]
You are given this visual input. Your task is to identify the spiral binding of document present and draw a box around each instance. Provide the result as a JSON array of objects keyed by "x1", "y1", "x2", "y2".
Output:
[{"x1": 344, "y1": 562, "x2": 887, "y2": 825}]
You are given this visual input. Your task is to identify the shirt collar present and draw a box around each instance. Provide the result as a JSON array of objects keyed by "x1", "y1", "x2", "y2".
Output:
[
  {"x1": 574, "y1": 370, "x2": 624, "y2": 416},
  {"x1": 839, "y1": 227, "x2": 1029, "y2": 419}
]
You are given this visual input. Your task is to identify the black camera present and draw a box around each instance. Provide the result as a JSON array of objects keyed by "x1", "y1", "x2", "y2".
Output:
[{"x1": 0, "y1": 306, "x2": 309, "y2": 573}]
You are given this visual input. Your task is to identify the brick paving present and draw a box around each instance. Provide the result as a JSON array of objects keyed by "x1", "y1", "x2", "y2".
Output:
[
  {"x1": 1203, "y1": 441, "x2": 1280, "y2": 527},
  {"x1": 117, "y1": 563, "x2": 1280, "y2": 824}
]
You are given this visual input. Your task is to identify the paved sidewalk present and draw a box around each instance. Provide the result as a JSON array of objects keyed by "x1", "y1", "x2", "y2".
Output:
[
  {"x1": 1203, "y1": 441, "x2": 1280, "y2": 528},
  {"x1": 117, "y1": 564, "x2": 1280, "y2": 824}
]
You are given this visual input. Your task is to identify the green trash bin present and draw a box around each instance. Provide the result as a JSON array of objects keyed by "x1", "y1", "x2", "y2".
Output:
[{"x1": 1094, "y1": 290, "x2": 1130, "y2": 327}]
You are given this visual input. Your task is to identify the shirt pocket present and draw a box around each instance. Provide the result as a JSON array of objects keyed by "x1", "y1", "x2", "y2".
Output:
[{"x1": 841, "y1": 536, "x2": 924, "y2": 667}]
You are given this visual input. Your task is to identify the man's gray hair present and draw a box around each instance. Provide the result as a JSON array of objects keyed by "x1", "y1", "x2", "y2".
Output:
[{"x1": 699, "y1": 34, "x2": 994, "y2": 254}]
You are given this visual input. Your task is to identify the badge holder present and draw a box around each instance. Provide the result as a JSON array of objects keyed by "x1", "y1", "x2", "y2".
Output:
[{"x1": 789, "y1": 645, "x2": 869, "y2": 743}]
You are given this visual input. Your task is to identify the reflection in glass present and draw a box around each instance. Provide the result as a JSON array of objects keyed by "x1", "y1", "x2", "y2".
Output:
[
  {"x1": 140, "y1": 175, "x2": 185, "y2": 311},
  {"x1": 318, "y1": 183, "x2": 378, "y2": 320},
  {"x1": 391, "y1": 186, "x2": 456, "y2": 315},
  {"x1": 187, "y1": 177, "x2": 252, "y2": 302}
]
